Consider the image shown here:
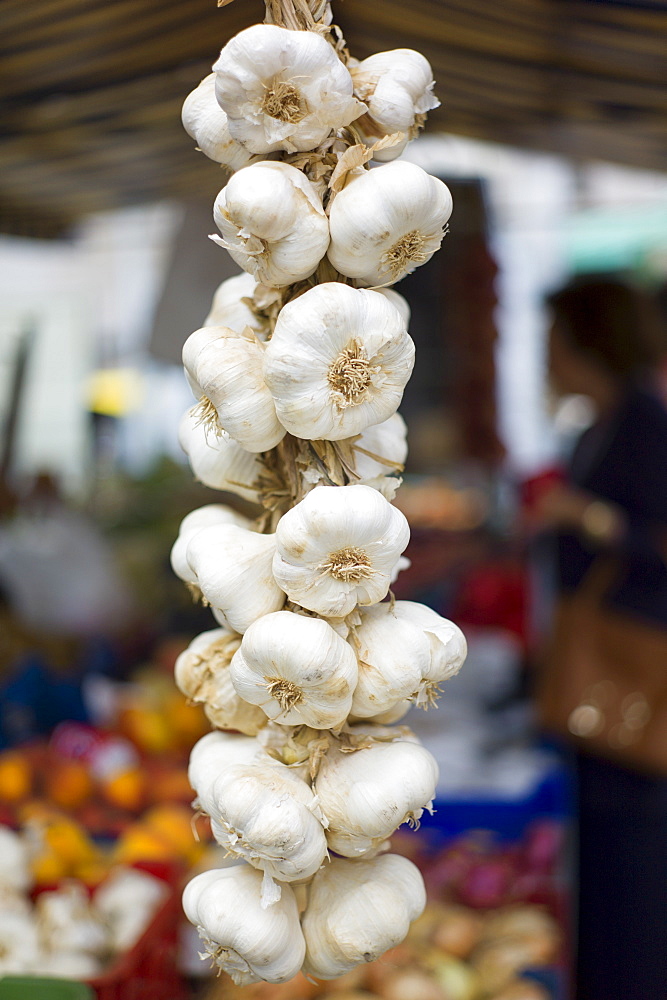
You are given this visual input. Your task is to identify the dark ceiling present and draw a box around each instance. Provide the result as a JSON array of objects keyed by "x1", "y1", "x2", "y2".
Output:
[{"x1": 1, "y1": 0, "x2": 666, "y2": 238}]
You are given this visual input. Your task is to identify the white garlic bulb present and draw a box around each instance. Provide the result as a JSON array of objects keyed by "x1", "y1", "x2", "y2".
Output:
[
  {"x1": 183, "y1": 326, "x2": 285, "y2": 453},
  {"x1": 315, "y1": 738, "x2": 438, "y2": 856},
  {"x1": 273, "y1": 484, "x2": 410, "y2": 617},
  {"x1": 211, "y1": 161, "x2": 330, "y2": 288},
  {"x1": 213, "y1": 24, "x2": 365, "y2": 154},
  {"x1": 350, "y1": 411, "x2": 408, "y2": 499},
  {"x1": 185, "y1": 524, "x2": 285, "y2": 633},
  {"x1": 182, "y1": 865, "x2": 305, "y2": 983},
  {"x1": 0, "y1": 826, "x2": 32, "y2": 892},
  {"x1": 0, "y1": 911, "x2": 41, "y2": 974},
  {"x1": 188, "y1": 730, "x2": 268, "y2": 804},
  {"x1": 380, "y1": 286, "x2": 411, "y2": 326},
  {"x1": 178, "y1": 406, "x2": 265, "y2": 504},
  {"x1": 170, "y1": 504, "x2": 250, "y2": 586},
  {"x1": 36, "y1": 882, "x2": 109, "y2": 957},
  {"x1": 393, "y1": 600, "x2": 468, "y2": 700},
  {"x1": 182, "y1": 73, "x2": 254, "y2": 169},
  {"x1": 264, "y1": 283, "x2": 414, "y2": 441},
  {"x1": 350, "y1": 50, "x2": 440, "y2": 161},
  {"x1": 328, "y1": 161, "x2": 452, "y2": 287},
  {"x1": 301, "y1": 853, "x2": 426, "y2": 979},
  {"x1": 348, "y1": 601, "x2": 430, "y2": 718},
  {"x1": 203, "y1": 760, "x2": 328, "y2": 892},
  {"x1": 204, "y1": 271, "x2": 269, "y2": 340},
  {"x1": 230, "y1": 610, "x2": 358, "y2": 730}
]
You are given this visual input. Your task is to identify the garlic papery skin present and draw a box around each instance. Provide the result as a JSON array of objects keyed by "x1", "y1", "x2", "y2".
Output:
[
  {"x1": 348, "y1": 602, "x2": 431, "y2": 719},
  {"x1": 264, "y1": 283, "x2": 414, "y2": 441},
  {"x1": 301, "y1": 853, "x2": 426, "y2": 979},
  {"x1": 182, "y1": 73, "x2": 254, "y2": 169},
  {"x1": 178, "y1": 406, "x2": 265, "y2": 504},
  {"x1": 188, "y1": 731, "x2": 266, "y2": 795},
  {"x1": 392, "y1": 600, "x2": 467, "y2": 701},
  {"x1": 272, "y1": 484, "x2": 410, "y2": 617},
  {"x1": 230, "y1": 610, "x2": 357, "y2": 730},
  {"x1": 212, "y1": 24, "x2": 365, "y2": 154},
  {"x1": 183, "y1": 326, "x2": 285, "y2": 453},
  {"x1": 182, "y1": 865, "x2": 305, "y2": 983},
  {"x1": 174, "y1": 626, "x2": 266, "y2": 736},
  {"x1": 211, "y1": 161, "x2": 330, "y2": 288},
  {"x1": 185, "y1": 524, "x2": 285, "y2": 633},
  {"x1": 204, "y1": 271, "x2": 269, "y2": 340},
  {"x1": 171, "y1": 504, "x2": 251, "y2": 586},
  {"x1": 203, "y1": 761, "x2": 328, "y2": 889},
  {"x1": 350, "y1": 50, "x2": 440, "y2": 162},
  {"x1": 327, "y1": 161, "x2": 452, "y2": 287},
  {"x1": 350, "y1": 411, "x2": 408, "y2": 499},
  {"x1": 314, "y1": 739, "x2": 438, "y2": 857}
]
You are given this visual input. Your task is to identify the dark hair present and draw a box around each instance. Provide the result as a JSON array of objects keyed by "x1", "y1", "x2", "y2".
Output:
[{"x1": 546, "y1": 274, "x2": 665, "y2": 380}]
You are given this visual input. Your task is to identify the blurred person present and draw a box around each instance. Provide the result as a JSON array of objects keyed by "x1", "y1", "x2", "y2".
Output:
[{"x1": 531, "y1": 275, "x2": 667, "y2": 1000}]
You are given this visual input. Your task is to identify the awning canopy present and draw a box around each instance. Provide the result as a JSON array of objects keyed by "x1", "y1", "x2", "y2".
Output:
[{"x1": 1, "y1": 0, "x2": 665, "y2": 238}]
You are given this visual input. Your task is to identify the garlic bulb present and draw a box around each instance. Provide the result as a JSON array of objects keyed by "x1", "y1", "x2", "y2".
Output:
[
  {"x1": 328, "y1": 161, "x2": 452, "y2": 286},
  {"x1": 0, "y1": 911, "x2": 41, "y2": 973},
  {"x1": 203, "y1": 760, "x2": 328, "y2": 891},
  {"x1": 348, "y1": 601, "x2": 431, "y2": 718},
  {"x1": 301, "y1": 853, "x2": 426, "y2": 979},
  {"x1": 230, "y1": 610, "x2": 357, "y2": 730},
  {"x1": 213, "y1": 24, "x2": 365, "y2": 154},
  {"x1": 204, "y1": 271, "x2": 268, "y2": 339},
  {"x1": 350, "y1": 50, "x2": 440, "y2": 161},
  {"x1": 170, "y1": 504, "x2": 250, "y2": 586},
  {"x1": 264, "y1": 283, "x2": 414, "y2": 441},
  {"x1": 185, "y1": 523, "x2": 285, "y2": 633},
  {"x1": 183, "y1": 325, "x2": 284, "y2": 452},
  {"x1": 94, "y1": 866, "x2": 168, "y2": 952},
  {"x1": 350, "y1": 411, "x2": 408, "y2": 499},
  {"x1": 0, "y1": 826, "x2": 31, "y2": 892},
  {"x1": 188, "y1": 730, "x2": 267, "y2": 805},
  {"x1": 211, "y1": 161, "x2": 330, "y2": 287},
  {"x1": 182, "y1": 865, "x2": 305, "y2": 983},
  {"x1": 380, "y1": 286, "x2": 411, "y2": 326},
  {"x1": 182, "y1": 73, "x2": 254, "y2": 169},
  {"x1": 36, "y1": 882, "x2": 108, "y2": 957},
  {"x1": 393, "y1": 600, "x2": 468, "y2": 699},
  {"x1": 273, "y1": 484, "x2": 410, "y2": 617},
  {"x1": 178, "y1": 406, "x2": 265, "y2": 504},
  {"x1": 314, "y1": 739, "x2": 438, "y2": 856}
]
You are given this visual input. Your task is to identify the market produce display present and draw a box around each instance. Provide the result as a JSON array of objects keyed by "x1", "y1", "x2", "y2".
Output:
[{"x1": 172, "y1": 0, "x2": 472, "y2": 987}]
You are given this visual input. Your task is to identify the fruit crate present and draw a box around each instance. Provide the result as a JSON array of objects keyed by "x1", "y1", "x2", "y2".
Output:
[{"x1": 85, "y1": 862, "x2": 189, "y2": 1000}]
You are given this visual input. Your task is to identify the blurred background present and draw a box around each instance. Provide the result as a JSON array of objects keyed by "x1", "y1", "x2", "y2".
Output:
[{"x1": 1, "y1": 1, "x2": 666, "y2": 998}]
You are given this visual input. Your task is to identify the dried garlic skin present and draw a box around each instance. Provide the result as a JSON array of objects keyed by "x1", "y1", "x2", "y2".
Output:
[
  {"x1": 315, "y1": 739, "x2": 439, "y2": 856},
  {"x1": 272, "y1": 484, "x2": 409, "y2": 618},
  {"x1": 213, "y1": 23, "x2": 365, "y2": 154},
  {"x1": 178, "y1": 406, "x2": 265, "y2": 504},
  {"x1": 327, "y1": 161, "x2": 452, "y2": 286},
  {"x1": 182, "y1": 866, "x2": 306, "y2": 984},
  {"x1": 230, "y1": 610, "x2": 358, "y2": 730},
  {"x1": 182, "y1": 73, "x2": 254, "y2": 169},
  {"x1": 301, "y1": 853, "x2": 426, "y2": 979},
  {"x1": 264, "y1": 283, "x2": 415, "y2": 442},
  {"x1": 211, "y1": 161, "x2": 330, "y2": 287},
  {"x1": 350, "y1": 49, "x2": 440, "y2": 162},
  {"x1": 186, "y1": 524, "x2": 285, "y2": 633}
]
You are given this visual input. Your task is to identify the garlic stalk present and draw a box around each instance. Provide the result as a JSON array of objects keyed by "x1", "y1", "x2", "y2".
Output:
[
  {"x1": 264, "y1": 282, "x2": 414, "y2": 441},
  {"x1": 314, "y1": 738, "x2": 438, "y2": 856},
  {"x1": 301, "y1": 853, "x2": 426, "y2": 979},
  {"x1": 183, "y1": 325, "x2": 285, "y2": 452},
  {"x1": 272, "y1": 484, "x2": 410, "y2": 617},
  {"x1": 178, "y1": 406, "x2": 265, "y2": 503},
  {"x1": 328, "y1": 161, "x2": 453, "y2": 286},
  {"x1": 230, "y1": 610, "x2": 358, "y2": 730},
  {"x1": 182, "y1": 865, "x2": 305, "y2": 983},
  {"x1": 350, "y1": 50, "x2": 440, "y2": 162},
  {"x1": 213, "y1": 24, "x2": 365, "y2": 154},
  {"x1": 182, "y1": 73, "x2": 255, "y2": 169},
  {"x1": 211, "y1": 161, "x2": 330, "y2": 287},
  {"x1": 185, "y1": 523, "x2": 285, "y2": 633}
]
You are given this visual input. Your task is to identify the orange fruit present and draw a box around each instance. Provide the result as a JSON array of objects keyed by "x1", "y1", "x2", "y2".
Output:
[
  {"x1": 101, "y1": 767, "x2": 147, "y2": 812},
  {"x1": 112, "y1": 825, "x2": 174, "y2": 865},
  {"x1": 117, "y1": 705, "x2": 173, "y2": 755},
  {"x1": 31, "y1": 850, "x2": 69, "y2": 885},
  {"x1": 0, "y1": 750, "x2": 32, "y2": 803},
  {"x1": 143, "y1": 803, "x2": 203, "y2": 864},
  {"x1": 47, "y1": 758, "x2": 94, "y2": 810}
]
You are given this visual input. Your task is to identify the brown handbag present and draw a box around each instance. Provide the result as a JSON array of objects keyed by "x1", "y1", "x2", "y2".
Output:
[{"x1": 536, "y1": 559, "x2": 667, "y2": 776}]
